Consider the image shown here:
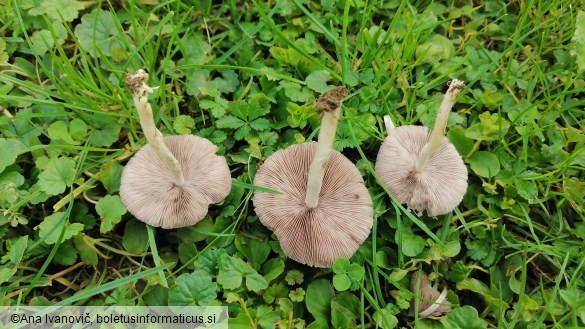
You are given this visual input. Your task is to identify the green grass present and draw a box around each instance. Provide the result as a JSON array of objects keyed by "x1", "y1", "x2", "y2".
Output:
[{"x1": 1, "y1": 0, "x2": 585, "y2": 328}]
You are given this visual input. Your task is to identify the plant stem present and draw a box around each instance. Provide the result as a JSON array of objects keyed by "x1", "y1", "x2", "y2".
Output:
[
  {"x1": 305, "y1": 87, "x2": 347, "y2": 209},
  {"x1": 416, "y1": 79, "x2": 465, "y2": 172},
  {"x1": 125, "y1": 70, "x2": 185, "y2": 186}
]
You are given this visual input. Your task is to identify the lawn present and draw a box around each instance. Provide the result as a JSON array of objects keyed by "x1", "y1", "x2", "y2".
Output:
[{"x1": 1, "y1": 0, "x2": 584, "y2": 328}]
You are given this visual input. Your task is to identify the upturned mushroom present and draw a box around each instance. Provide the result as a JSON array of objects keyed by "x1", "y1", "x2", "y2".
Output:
[
  {"x1": 375, "y1": 80, "x2": 467, "y2": 216},
  {"x1": 253, "y1": 87, "x2": 373, "y2": 268},
  {"x1": 410, "y1": 271, "x2": 451, "y2": 318},
  {"x1": 120, "y1": 70, "x2": 231, "y2": 229}
]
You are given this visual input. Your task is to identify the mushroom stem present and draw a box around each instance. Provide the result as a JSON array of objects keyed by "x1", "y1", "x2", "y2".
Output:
[
  {"x1": 305, "y1": 87, "x2": 347, "y2": 209},
  {"x1": 125, "y1": 70, "x2": 185, "y2": 186},
  {"x1": 416, "y1": 79, "x2": 465, "y2": 172},
  {"x1": 384, "y1": 115, "x2": 395, "y2": 135}
]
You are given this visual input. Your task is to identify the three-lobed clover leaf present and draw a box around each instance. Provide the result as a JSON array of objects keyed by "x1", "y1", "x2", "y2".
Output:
[{"x1": 332, "y1": 258, "x2": 365, "y2": 292}]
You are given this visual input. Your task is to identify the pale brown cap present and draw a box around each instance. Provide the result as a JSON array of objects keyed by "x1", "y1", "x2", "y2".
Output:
[
  {"x1": 375, "y1": 126, "x2": 467, "y2": 216},
  {"x1": 410, "y1": 271, "x2": 451, "y2": 318},
  {"x1": 120, "y1": 135, "x2": 231, "y2": 229},
  {"x1": 253, "y1": 142, "x2": 373, "y2": 268}
]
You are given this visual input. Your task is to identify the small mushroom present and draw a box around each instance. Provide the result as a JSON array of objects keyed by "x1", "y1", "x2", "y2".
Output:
[
  {"x1": 375, "y1": 80, "x2": 467, "y2": 216},
  {"x1": 410, "y1": 271, "x2": 451, "y2": 318},
  {"x1": 120, "y1": 70, "x2": 231, "y2": 229},
  {"x1": 253, "y1": 87, "x2": 373, "y2": 268}
]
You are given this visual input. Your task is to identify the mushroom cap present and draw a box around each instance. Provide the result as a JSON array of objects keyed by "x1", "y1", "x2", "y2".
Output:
[
  {"x1": 375, "y1": 125, "x2": 467, "y2": 216},
  {"x1": 253, "y1": 142, "x2": 373, "y2": 268},
  {"x1": 410, "y1": 271, "x2": 451, "y2": 318},
  {"x1": 120, "y1": 135, "x2": 231, "y2": 229}
]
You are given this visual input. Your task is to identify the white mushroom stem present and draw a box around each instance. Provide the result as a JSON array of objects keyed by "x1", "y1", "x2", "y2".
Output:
[
  {"x1": 305, "y1": 107, "x2": 340, "y2": 209},
  {"x1": 305, "y1": 87, "x2": 346, "y2": 209},
  {"x1": 384, "y1": 115, "x2": 395, "y2": 135},
  {"x1": 126, "y1": 70, "x2": 185, "y2": 186},
  {"x1": 416, "y1": 79, "x2": 465, "y2": 172}
]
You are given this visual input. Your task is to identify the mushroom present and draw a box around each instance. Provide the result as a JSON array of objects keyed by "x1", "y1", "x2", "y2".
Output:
[
  {"x1": 120, "y1": 70, "x2": 231, "y2": 229},
  {"x1": 253, "y1": 87, "x2": 373, "y2": 268},
  {"x1": 375, "y1": 80, "x2": 467, "y2": 216},
  {"x1": 410, "y1": 271, "x2": 451, "y2": 318}
]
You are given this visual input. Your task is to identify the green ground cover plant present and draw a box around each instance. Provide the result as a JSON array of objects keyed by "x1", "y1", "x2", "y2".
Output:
[{"x1": 1, "y1": 0, "x2": 584, "y2": 328}]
